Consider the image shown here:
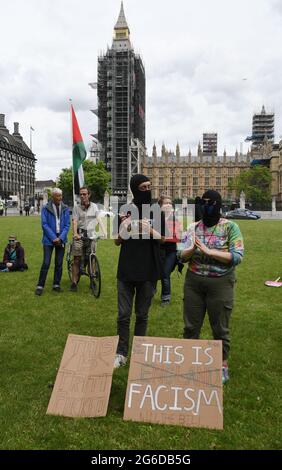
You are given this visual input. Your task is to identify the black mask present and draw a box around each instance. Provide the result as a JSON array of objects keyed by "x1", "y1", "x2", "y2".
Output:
[
  {"x1": 130, "y1": 174, "x2": 151, "y2": 209},
  {"x1": 201, "y1": 190, "x2": 222, "y2": 227}
]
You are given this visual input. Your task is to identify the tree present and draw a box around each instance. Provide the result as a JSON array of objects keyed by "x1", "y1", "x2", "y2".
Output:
[
  {"x1": 228, "y1": 166, "x2": 272, "y2": 205},
  {"x1": 57, "y1": 160, "x2": 111, "y2": 204}
]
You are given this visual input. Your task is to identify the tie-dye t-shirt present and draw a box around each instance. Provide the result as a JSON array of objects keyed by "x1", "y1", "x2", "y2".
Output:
[{"x1": 185, "y1": 218, "x2": 244, "y2": 277}]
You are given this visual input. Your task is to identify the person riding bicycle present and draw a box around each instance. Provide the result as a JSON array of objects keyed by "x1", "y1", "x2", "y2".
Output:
[{"x1": 70, "y1": 187, "x2": 106, "y2": 292}]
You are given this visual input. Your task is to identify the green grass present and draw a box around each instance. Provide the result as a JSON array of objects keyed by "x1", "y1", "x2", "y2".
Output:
[{"x1": 0, "y1": 216, "x2": 281, "y2": 449}]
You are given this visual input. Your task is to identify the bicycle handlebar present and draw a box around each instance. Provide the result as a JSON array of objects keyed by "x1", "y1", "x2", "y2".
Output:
[{"x1": 75, "y1": 234, "x2": 103, "y2": 241}]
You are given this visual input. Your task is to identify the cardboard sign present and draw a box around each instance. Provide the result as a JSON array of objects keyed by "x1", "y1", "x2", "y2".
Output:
[
  {"x1": 124, "y1": 337, "x2": 223, "y2": 429},
  {"x1": 47, "y1": 334, "x2": 118, "y2": 418}
]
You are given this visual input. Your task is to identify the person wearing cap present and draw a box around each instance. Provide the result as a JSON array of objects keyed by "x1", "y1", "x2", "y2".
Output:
[
  {"x1": 0, "y1": 235, "x2": 27, "y2": 272},
  {"x1": 180, "y1": 190, "x2": 244, "y2": 384},
  {"x1": 113, "y1": 174, "x2": 164, "y2": 368},
  {"x1": 35, "y1": 188, "x2": 70, "y2": 295}
]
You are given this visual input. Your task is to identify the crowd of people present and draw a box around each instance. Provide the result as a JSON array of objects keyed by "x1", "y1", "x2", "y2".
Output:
[{"x1": 1, "y1": 175, "x2": 244, "y2": 385}]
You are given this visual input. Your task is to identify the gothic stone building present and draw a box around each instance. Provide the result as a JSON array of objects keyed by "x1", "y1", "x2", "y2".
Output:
[
  {"x1": 251, "y1": 137, "x2": 282, "y2": 209},
  {"x1": 0, "y1": 113, "x2": 35, "y2": 201},
  {"x1": 141, "y1": 143, "x2": 251, "y2": 201}
]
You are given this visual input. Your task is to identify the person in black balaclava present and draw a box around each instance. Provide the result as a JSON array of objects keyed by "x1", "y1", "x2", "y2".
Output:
[
  {"x1": 201, "y1": 190, "x2": 222, "y2": 227},
  {"x1": 194, "y1": 196, "x2": 203, "y2": 222},
  {"x1": 130, "y1": 174, "x2": 152, "y2": 209},
  {"x1": 180, "y1": 189, "x2": 244, "y2": 385},
  {"x1": 113, "y1": 174, "x2": 163, "y2": 369}
]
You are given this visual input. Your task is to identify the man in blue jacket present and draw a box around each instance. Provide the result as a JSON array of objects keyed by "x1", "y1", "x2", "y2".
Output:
[{"x1": 35, "y1": 188, "x2": 70, "y2": 295}]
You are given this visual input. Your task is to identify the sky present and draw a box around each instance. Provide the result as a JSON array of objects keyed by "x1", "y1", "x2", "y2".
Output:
[{"x1": 1, "y1": 0, "x2": 282, "y2": 180}]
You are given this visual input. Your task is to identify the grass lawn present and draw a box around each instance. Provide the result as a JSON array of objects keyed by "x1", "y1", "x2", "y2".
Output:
[{"x1": 0, "y1": 216, "x2": 281, "y2": 450}]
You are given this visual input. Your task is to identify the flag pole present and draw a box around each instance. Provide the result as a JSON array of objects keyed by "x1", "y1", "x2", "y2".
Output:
[
  {"x1": 30, "y1": 126, "x2": 33, "y2": 151},
  {"x1": 69, "y1": 99, "x2": 76, "y2": 207}
]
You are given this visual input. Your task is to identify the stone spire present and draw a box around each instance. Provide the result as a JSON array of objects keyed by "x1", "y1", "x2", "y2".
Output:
[
  {"x1": 114, "y1": 1, "x2": 129, "y2": 31},
  {"x1": 188, "y1": 149, "x2": 192, "y2": 163},
  {"x1": 152, "y1": 142, "x2": 157, "y2": 160},
  {"x1": 161, "y1": 142, "x2": 166, "y2": 158},
  {"x1": 198, "y1": 141, "x2": 203, "y2": 162},
  {"x1": 197, "y1": 142, "x2": 202, "y2": 155},
  {"x1": 176, "y1": 142, "x2": 180, "y2": 162},
  {"x1": 113, "y1": 1, "x2": 131, "y2": 49}
]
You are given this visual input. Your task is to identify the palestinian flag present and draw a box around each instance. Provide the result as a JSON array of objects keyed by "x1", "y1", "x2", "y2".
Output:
[{"x1": 71, "y1": 104, "x2": 86, "y2": 195}]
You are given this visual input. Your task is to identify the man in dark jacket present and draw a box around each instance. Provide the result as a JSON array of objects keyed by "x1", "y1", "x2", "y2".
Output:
[
  {"x1": 0, "y1": 235, "x2": 27, "y2": 272},
  {"x1": 35, "y1": 188, "x2": 70, "y2": 295}
]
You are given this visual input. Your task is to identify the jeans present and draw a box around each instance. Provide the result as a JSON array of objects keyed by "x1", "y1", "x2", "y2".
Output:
[
  {"x1": 161, "y1": 251, "x2": 177, "y2": 301},
  {"x1": 37, "y1": 244, "x2": 65, "y2": 288},
  {"x1": 117, "y1": 280, "x2": 155, "y2": 356}
]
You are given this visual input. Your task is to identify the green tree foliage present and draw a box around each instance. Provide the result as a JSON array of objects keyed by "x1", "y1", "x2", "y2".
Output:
[
  {"x1": 228, "y1": 166, "x2": 272, "y2": 205},
  {"x1": 57, "y1": 160, "x2": 110, "y2": 204}
]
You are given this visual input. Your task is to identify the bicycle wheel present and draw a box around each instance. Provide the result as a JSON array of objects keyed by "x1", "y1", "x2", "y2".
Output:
[
  {"x1": 66, "y1": 244, "x2": 73, "y2": 282},
  {"x1": 89, "y1": 254, "x2": 101, "y2": 298}
]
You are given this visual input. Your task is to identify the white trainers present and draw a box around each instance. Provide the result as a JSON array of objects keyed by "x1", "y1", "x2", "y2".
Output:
[{"x1": 114, "y1": 354, "x2": 127, "y2": 369}]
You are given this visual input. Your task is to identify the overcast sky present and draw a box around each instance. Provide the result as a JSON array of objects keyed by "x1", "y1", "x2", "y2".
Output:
[{"x1": 1, "y1": 0, "x2": 282, "y2": 180}]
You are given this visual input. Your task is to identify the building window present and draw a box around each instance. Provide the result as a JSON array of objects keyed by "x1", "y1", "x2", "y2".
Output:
[
  {"x1": 182, "y1": 177, "x2": 187, "y2": 186},
  {"x1": 159, "y1": 177, "x2": 164, "y2": 186},
  {"x1": 216, "y1": 177, "x2": 221, "y2": 186},
  {"x1": 193, "y1": 177, "x2": 198, "y2": 186},
  {"x1": 205, "y1": 168, "x2": 209, "y2": 176},
  {"x1": 216, "y1": 168, "x2": 221, "y2": 175},
  {"x1": 205, "y1": 177, "x2": 209, "y2": 187},
  {"x1": 193, "y1": 168, "x2": 198, "y2": 175},
  {"x1": 228, "y1": 168, "x2": 234, "y2": 176}
]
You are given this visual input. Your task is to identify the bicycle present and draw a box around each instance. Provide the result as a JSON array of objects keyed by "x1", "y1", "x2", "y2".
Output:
[{"x1": 66, "y1": 234, "x2": 101, "y2": 298}]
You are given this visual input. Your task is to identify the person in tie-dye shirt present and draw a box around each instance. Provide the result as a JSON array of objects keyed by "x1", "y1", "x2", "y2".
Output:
[{"x1": 180, "y1": 190, "x2": 244, "y2": 384}]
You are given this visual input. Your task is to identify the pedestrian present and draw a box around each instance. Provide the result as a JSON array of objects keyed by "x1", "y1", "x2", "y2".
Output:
[
  {"x1": 180, "y1": 190, "x2": 244, "y2": 384},
  {"x1": 0, "y1": 199, "x2": 4, "y2": 216},
  {"x1": 70, "y1": 187, "x2": 106, "y2": 292},
  {"x1": 113, "y1": 174, "x2": 163, "y2": 368},
  {"x1": 194, "y1": 196, "x2": 203, "y2": 222},
  {"x1": 35, "y1": 188, "x2": 70, "y2": 295},
  {"x1": 24, "y1": 202, "x2": 30, "y2": 216},
  {"x1": 158, "y1": 195, "x2": 183, "y2": 307}
]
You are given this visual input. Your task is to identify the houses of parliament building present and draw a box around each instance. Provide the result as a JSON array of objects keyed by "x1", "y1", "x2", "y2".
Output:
[
  {"x1": 141, "y1": 142, "x2": 251, "y2": 202},
  {"x1": 141, "y1": 134, "x2": 282, "y2": 209}
]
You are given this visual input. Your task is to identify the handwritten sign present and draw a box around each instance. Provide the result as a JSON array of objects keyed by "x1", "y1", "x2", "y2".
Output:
[
  {"x1": 123, "y1": 337, "x2": 223, "y2": 429},
  {"x1": 47, "y1": 334, "x2": 118, "y2": 417}
]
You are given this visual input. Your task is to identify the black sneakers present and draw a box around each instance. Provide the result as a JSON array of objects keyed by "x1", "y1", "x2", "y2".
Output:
[
  {"x1": 35, "y1": 287, "x2": 43, "y2": 296},
  {"x1": 52, "y1": 286, "x2": 63, "y2": 293}
]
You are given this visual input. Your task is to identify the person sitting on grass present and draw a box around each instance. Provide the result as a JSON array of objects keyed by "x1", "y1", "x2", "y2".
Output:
[{"x1": 0, "y1": 235, "x2": 28, "y2": 272}]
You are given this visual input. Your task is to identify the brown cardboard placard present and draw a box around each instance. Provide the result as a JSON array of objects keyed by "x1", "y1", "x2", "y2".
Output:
[
  {"x1": 123, "y1": 337, "x2": 223, "y2": 429},
  {"x1": 47, "y1": 334, "x2": 119, "y2": 417}
]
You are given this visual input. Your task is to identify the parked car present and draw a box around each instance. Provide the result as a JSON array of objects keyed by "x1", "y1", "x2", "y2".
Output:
[{"x1": 225, "y1": 208, "x2": 261, "y2": 220}]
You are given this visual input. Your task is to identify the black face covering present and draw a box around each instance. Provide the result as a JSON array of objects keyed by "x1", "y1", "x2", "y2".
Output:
[
  {"x1": 130, "y1": 174, "x2": 152, "y2": 208},
  {"x1": 201, "y1": 190, "x2": 222, "y2": 227}
]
